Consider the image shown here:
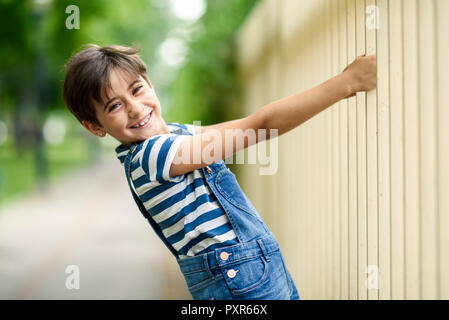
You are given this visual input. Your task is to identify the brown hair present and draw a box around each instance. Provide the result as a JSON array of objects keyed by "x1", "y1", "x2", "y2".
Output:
[{"x1": 63, "y1": 44, "x2": 152, "y2": 126}]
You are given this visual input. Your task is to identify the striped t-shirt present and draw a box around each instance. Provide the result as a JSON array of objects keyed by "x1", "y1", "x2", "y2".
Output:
[{"x1": 115, "y1": 123, "x2": 238, "y2": 258}]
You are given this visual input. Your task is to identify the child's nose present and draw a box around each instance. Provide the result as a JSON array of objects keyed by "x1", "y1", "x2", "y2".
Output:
[{"x1": 126, "y1": 102, "x2": 144, "y2": 118}]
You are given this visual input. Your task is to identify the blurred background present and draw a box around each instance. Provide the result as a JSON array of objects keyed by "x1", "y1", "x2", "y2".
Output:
[
  {"x1": 0, "y1": 0, "x2": 258, "y2": 299},
  {"x1": 1, "y1": 0, "x2": 449, "y2": 301}
]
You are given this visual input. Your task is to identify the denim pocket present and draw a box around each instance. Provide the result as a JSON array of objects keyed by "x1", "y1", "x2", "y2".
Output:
[
  {"x1": 222, "y1": 255, "x2": 269, "y2": 295},
  {"x1": 228, "y1": 251, "x2": 293, "y2": 300}
]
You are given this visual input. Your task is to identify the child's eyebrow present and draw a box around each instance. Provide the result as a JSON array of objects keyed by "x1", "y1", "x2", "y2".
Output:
[{"x1": 103, "y1": 79, "x2": 141, "y2": 112}]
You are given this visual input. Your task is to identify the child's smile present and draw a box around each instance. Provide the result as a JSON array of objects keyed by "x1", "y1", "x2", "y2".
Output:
[{"x1": 129, "y1": 110, "x2": 153, "y2": 129}]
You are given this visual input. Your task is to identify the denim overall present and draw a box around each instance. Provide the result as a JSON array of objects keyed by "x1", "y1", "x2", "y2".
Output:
[{"x1": 123, "y1": 127, "x2": 300, "y2": 300}]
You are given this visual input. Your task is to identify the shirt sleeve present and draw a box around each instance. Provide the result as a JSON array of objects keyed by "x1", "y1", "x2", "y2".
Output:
[
  {"x1": 184, "y1": 123, "x2": 197, "y2": 136},
  {"x1": 139, "y1": 134, "x2": 188, "y2": 182},
  {"x1": 167, "y1": 122, "x2": 197, "y2": 136}
]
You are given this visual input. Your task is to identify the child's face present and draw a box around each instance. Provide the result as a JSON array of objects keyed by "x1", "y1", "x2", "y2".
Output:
[{"x1": 83, "y1": 67, "x2": 169, "y2": 146}]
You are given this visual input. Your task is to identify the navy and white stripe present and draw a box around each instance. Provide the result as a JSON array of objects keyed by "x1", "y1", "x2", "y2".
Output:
[{"x1": 116, "y1": 123, "x2": 237, "y2": 258}]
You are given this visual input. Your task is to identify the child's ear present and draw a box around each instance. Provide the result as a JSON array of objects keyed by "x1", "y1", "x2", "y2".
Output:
[{"x1": 82, "y1": 120, "x2": 106, "y2": 137}]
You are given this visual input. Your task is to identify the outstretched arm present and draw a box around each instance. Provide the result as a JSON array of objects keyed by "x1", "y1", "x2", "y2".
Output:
[
  {"x1": 170, "y1": 54, "x2": 377, "y2": 177},
  {"x1": 261, "y1": 54, "x2": 377, "y2": 137}
]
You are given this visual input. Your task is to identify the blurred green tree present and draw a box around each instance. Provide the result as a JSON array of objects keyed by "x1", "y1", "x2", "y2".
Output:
[
  {"x1": 0, "y1": 0, "x2": 172, "y2": 203},
  {"x1": 0, "y1": 0, "x2": 172, "y2": 146},
  {"x1": 166, "y1": 0, "x2": 259, "y2": 126}
]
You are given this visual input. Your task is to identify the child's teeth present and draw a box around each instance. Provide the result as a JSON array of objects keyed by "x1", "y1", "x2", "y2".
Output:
[{"x1": 132, "y1": 113, "x2": 151, "y2": 128}]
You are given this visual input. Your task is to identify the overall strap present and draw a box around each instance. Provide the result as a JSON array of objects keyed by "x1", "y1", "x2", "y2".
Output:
[{"x1": 124, "y1": 146, "x2": 179, "y2": 259}]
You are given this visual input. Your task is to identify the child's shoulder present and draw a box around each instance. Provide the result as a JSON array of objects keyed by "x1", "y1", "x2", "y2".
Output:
[
  {"x1": 132, "y1": 122, "x2": 195, "y2": 156},
  {"x1": 115, "y1": 122, "x2": 195, "y2": 163},
  {"x1": 135, "y1": 122, "x2": 195, "y2": 146}
]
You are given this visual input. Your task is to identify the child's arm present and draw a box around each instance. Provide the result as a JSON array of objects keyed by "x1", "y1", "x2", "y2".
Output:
[{"x1": 170, "y1": 54, "x2": 377, "y2": 177}]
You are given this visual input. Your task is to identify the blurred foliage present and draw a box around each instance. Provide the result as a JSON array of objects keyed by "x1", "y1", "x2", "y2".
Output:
[
  {"x1": 0, "y1": 0, "x2": 173, "y2": 204},
  {"x1": 0, "y1": 122, "x2": 91, "y2": 204},
  {"x1": 0, "y1": 0, "x2": 259, "y2": 205},
  {"x1": 166, "y1": 0, "x2": 259, "y2": 125},
  {"x1": 0, "y1": 0, "x2": 172, "y2": 117}
]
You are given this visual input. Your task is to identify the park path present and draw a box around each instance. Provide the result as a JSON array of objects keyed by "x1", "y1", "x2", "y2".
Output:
[{"x1": 0, "y1": 154, "x2": 190, "y2": 299}]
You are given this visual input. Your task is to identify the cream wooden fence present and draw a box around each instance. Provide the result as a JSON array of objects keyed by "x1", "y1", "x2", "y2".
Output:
[{"x1": 235, "y1": 0, "x2": 448, "y2": 299}]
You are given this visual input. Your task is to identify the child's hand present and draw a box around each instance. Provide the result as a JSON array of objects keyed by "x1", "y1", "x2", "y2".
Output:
[{"x1": 342, "y1": 54, "x2": 377, "y2": 98}]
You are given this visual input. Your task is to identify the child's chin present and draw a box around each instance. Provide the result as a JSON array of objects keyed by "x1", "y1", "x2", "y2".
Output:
[
  {"x1": 123, "y1": 125, "x2": 161, "y2": 143},
  {"x1": 129, "y1": 130, "x2": 154, "y2": 141}
]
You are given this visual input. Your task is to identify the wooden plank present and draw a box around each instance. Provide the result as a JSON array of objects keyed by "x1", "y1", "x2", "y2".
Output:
[
  {"x1": 418, "y1": 0, "x2": 438, "y2": 300},
  {"x1": 235, "y1": 1, "x2": 267, "y2": 76},
  {"x1": 299, "y1": 0, "x2": 311, "y2": 298},
  {"x1": 388, "y1": 0, "x2": 405, "y2": 300},
  {"x1": 346, "y1": 0, "x2": 359, "y2": 300},
  {"x1": 365, "y1": 0, "x2": 379, "y2": 300},
  {"x1": 355, "y1": 0, "x2": 368, "y2": 300},
  {"x1": 284, "y1": 0, "x2": 310, "y2": 298},
  {"x1": 324, "y1": 0, "x2": 334, "y2": 300},
  {"x1": 376, "y1": 0, "x2": 391, "y2": 300},
  {"x1": 339, "y1": 0, "x2": 349, "y2": 300},
  {"x1": 319, "y1": 0, "x2": 327, "y2": 293},
  {"x1": 276, "y1": 0, "x2": 286, "y2": 252},
  {"x1": 263, "y1": 0, "x2": 282, "y2": 238},
  {"x1": 316, "y1": 0, "x2": 327, "y2": 299},
  {"x1": 257, "y1": 0, "x2": 270, "y2": 231},
  {"x1": 308, "y1": 0, "x2": 326, "y2": 298},
  {"x1": 279, "y1": 0, "x2": 301, "y2": 297},
  {"x1": 435, "y1": 0, "x2": 449, "y2": 300},
  {"x1": 402, "y1": 0, "x2": 421, "y2": 300},
  {"x1": 330, "y1": 0, "x2": 341, "y2": 299}
]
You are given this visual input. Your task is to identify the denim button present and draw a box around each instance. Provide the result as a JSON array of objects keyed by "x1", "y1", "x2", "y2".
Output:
[
  {"x1": 227, "y1": 269, "x2": 238, "y2": 278},
  {"x1": 220, "y1": 252, "x2": 230, "y2": 261}
]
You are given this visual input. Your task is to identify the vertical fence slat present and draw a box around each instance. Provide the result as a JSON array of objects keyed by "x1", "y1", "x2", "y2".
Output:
[
  {"x1": 321, "y1": 0, "x2": 328, "y2": 297},
  {"x1": 278, "y1": 0, "x2": 300, "y2": 297},
  {"x1": 309, "y1": 0, "x2": 326, "y2": 298},
  {"x1": 377, "y1": 0, "x2": 391, "y2": 300},
  {"x1": 355, "y1": 0, "x2": 368, "y2": 300},
  {"x1": 403, "y1": 0, "x2": 421, "y2": 300},
  {"x1": 418, "y1": 0, "x2": 438, "y2": 300},
  {"x1": 302, "y1": 0, "x2": 312, "y2": 298},
  {"x1": 318, "y1": 0, "x2": 330, "y2": 300},
  {"x1": 436, "y1": 0, "x2": 449, "y2": 300},
  {"x1": 329, "y1": 0, "x2": 341, "y2": 300},
  {"x1": 365, "y1": 0, "x2": 379, "y2": 300},
  {"x1": 346, "y1": 0, "x2": 358, "y2": 300},
  {"x1": 324, "y1": 0, "x2": 334, "y2": 299},
  {"x1": 338, "y1": 0, "x2": 349, "y2": 300},
  {"x1": 260, "y1": 1, "x2": 270, "y2": 222},
  {"x1": 263, "y1": 0, "x2": 281, "y2": 239},
  {"x1": 388, "y1": 0, "x2": 405, "y2": 300}
]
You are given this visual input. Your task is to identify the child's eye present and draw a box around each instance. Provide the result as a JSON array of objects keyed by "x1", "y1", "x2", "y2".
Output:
[
  {"x1": 133, "y1": 86, "x2": 143, "y2": 95},
  {"x1": 109, "y1": 103, "x2": 121, "y2": 112}
]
